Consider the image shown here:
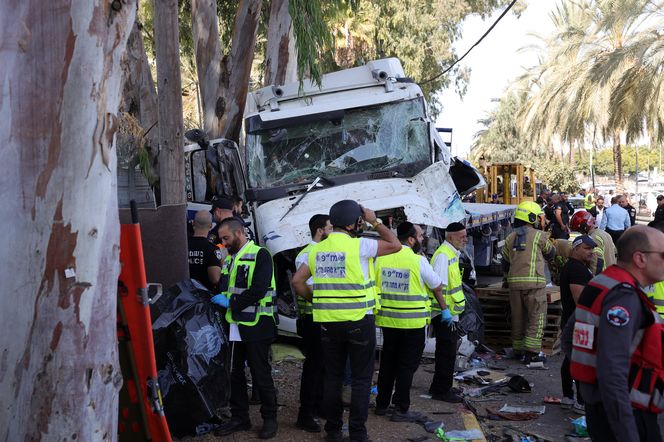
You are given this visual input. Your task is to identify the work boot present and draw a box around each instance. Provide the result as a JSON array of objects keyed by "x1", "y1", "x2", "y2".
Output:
[
  {"x1": 431, "y1": 390, "x2": 463, "y2": 403},
  {"x1": 524, "y1": 351, "x2": 547, "y2": 365},
  {"x1": 390, "y1": 410, "x2": 421, "y2": 423},
  {"x1": 325, "y1": 430, "x2": 344, "y2": 442},
  {"x1": 296, "y1": 413, "x2": 321, "y2": 433},
  {"x1": 258, "y1": 418, "x2": 278, "y2": 439},
  {"x1": 214, "y1": 418, "x2": 251, "y2": 436}
]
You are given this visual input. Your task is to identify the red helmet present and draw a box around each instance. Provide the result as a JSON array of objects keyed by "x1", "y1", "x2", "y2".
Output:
[{"x1": 570, "y1": 211, "x2": 595, "y2": 234}]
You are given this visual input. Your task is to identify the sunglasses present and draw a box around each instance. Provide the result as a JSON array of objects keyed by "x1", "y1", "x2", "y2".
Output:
[{"x1": 640, "y1": 251, "x2": 664, "y2": 259}]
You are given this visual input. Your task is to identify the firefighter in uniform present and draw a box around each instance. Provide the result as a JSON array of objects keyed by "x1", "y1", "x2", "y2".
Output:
[
  {"x1": 571, "y1": 226, "x2": 664, "y2": 441},
  {"x1": 429, "y1": 222, "x2": 468, "y2": 402},
  {"x1": 374, "y1": 222, "x2": 446, "y2": 421},
  {"x1": 292, "y1": 200, "x2": 401, "y2": 442},
  {"x1": 212, "y1": 218, "x2": 279, "y2": 439},
  {"x1": 647, "y1": 282, "x2": 664, "y2": 317},
  {"x1": 295, "y1": 214, "x2": 332, "y2": 433},
  {"x1": 570, "y1": 210, "x2": 617, "y2": 275},
  {"x1": 502, "y1": 201, "x2": 556, "y2": 364}
]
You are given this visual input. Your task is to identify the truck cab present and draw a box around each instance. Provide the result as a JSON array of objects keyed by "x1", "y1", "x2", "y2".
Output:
[{"x1": 185, "y1": 58, "x2": 486, "y2": 336}]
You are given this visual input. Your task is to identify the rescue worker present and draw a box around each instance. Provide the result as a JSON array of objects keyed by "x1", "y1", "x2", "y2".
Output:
[
  {"x1": 295, "y1": 214, "x2": 333, "y2": 433},
  {"x1": 643, "y1": 221, "x2": 664, "y2": 318},
  {"x1": 212, "y1": 218, "x2": 279, "y2": 439},
  {"x1": 570, "y1": 210, "x2": 617, "y2": 275},
  {"x1": 571, "y1": 226, "x2": 664, "y2": 441},
  {"x1": 620, "y1": 194, "x2": 638, "y2": 226},
  {"x1": 187, "y1": 210, "x2": 223, "y2": 291},
  {"x1": 583, "y1": 188, "x2": 595, "y2": 211},
  {"x1": 291, "y1": 200, "x2": 401, "y2": 442},
  {"x1": 502, "y1": 201, "x2": 556, "y2": 364},
  {"x1": 553, "y1": 193, "x2": 571, "y2": 239},
  {"x1": 429, "y1": 222, "x2": 468, "y2": 402},
  {"x1": 374, "y1": 222, "x2": 446, "y2": 420}
]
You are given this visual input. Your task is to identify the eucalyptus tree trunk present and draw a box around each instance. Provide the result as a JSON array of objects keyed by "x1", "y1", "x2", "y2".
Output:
[
  {"x1": 120, "y1": 18, "x2": 159, "y2": 171},
  {"x1": 154, "y1": 0, "x2": 185, "y2": 205},
  {"x1": 264, "y1": 0, "x2": 298, "y2": 86},
  {"x1": 0, "y1": 0, "x2": 135, "y2": 439},
  {"x1": 191, "y1": 0, "x2": 262, "y2": 142},
  {"x1": 613, "y1": 130, "x2": 625, "y2": 193}
]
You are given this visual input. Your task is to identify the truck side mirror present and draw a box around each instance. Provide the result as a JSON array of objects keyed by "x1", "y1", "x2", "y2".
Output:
[{"x1": 185, "y1": 128, "x2": 210, "y2": 149}]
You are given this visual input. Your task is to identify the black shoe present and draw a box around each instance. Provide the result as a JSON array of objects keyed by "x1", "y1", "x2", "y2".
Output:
[
  {"x1": 325, "y1": 431, "x2": 344, "y2": 442},
  {"x1": 390, "y1": 410, "x2": 421, "y2": 422},
  {"x1": 214, "y1": 419, "x2": 251, "y2": 436},
  {"x1": 296, "y1": 415, "x2": 321, "y2": 433},
  {"x1": 524, "y1": 351, "x2": 547, "y2": 365},
  {"x1": 431, "y1": 390, "x2": 463, "y2": 403},
  {"x1": 374, "y1": 407, "x2": 388, "y2": 416},
  {"x1": 259, "y1": 418, "x2": 278, "y2": 439}
]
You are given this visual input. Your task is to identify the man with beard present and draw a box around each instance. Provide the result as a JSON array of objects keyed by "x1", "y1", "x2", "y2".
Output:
[
  {"x1": 291, "y1": 200, "x2": 401, "y2": 442},
  {"x1": 213, "y1": 218, "x2": 279, "y2": 439},
  {"x1": 374, "y1": 222, "x2": 446, "y2": 421},
  {"x1": 429, "y1": 222, "x2": 469, "y2": 402}
]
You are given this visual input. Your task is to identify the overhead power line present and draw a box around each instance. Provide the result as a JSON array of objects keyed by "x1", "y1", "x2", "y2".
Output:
[{"x1": 421, "y1": 0, "x2": 519, "y2": 85}]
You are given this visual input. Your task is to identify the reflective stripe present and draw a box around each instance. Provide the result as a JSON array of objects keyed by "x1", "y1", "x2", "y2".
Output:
[
  {"x1": 313, "y1": 281, "x2": 376, "y2": 291},
  {"x1": 629, "y1": 329, "x2": 645, "y2": 355},
  {"x1": 654, "y1": 298, "x2": 664, "y2": 306},
  {"x1": 229, "y1": 287, "x2": 276, "y2": 297},
  {"x1": 377, "y1": 309, "x2": 430, "y2": 319},
  {"x1": 576, "y1": 310, "x2": 599, "y2": 326},
  {"x1": 313, "y1": 301, "x2": 371, "y2": 310},
  {"x1": 448, "y1": 257, "x2": 458, "y2": 265},
  {"x1": 238, "y1": 253, "x2": 257, "y2": 261},
  {"x1": 630, "y1": 388, "x2": 652, "y2": 407},
  {"x1": 654, "y1": 389, "x2": 664, "y2": 409},
  {"x1": 379, "y1": 293, "x2": 429, "y2": 302},
  {"x1": 241, "y1": 305, "x2": 275, "y2": 314},
  {"x1": 447, "y1": 286, "x2": 463, "y2": 294},
  {"x1": 571, "y1": 349, "x2": 597, "y2": 367},
  {"x1": 591, "y1": 273, "x2": 621, "y2": 289}
]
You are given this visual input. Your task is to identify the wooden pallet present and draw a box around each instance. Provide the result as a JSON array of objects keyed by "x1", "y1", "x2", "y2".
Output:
[{"x1": 475, "y1": 284, "x2": 562, "y2": 355}]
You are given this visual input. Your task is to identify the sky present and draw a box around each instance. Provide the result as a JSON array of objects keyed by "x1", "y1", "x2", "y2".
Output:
[{"x1": 435, "y1": 1, "x2": 556, "y2": 158}]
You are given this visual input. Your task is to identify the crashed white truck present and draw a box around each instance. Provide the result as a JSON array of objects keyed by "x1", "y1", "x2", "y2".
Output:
[{"x1": 184, "y1": 58, "x2": 515, "y2": 354}]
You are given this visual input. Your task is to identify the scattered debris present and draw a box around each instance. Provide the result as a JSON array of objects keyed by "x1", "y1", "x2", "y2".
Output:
[
  {"x1": 270, "y1": 343, "x2": 304, "y2": 362},
  {"x1": 571, "y1": 416, "x2": 588, "y2": 436},
  {"x1": 498, "y1": 404, "x2": 545, "y2": 414},
  {"x1": 486, "y1": 406, "x2": 541, "y2": 421},
  {"x1": 435, "y1": 428, "x2": 485, "y2": 440},
  {"x1": 507, "y1": 375, "x2": 533, "y2": 393},
  {"x1": 526, "y1": 361, "x2": 547, "y2": 370}
]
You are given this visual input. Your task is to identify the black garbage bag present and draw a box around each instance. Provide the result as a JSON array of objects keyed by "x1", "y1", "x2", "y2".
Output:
[
  {"x1": 151, "y1": 279, "x2": 230, "y2": 437},
  {"x1": 458, "y1": 283, "x2": 485, "y2": 344}
]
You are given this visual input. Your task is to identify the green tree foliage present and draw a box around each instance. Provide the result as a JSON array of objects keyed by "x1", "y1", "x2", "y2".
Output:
[
  {"x1": 575, "y1": 145, "x2": 664, "y2": 176},
  {"x1": 536, "y1": 161, "x2": 580, "y2": 193}
]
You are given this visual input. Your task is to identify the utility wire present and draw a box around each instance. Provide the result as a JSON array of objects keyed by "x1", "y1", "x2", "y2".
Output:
[{"x1": 421, "y1": 0, "x2": 519, "y2": 85}]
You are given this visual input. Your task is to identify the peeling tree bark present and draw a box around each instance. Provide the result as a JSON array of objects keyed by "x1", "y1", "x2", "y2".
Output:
[
  {"x1": 613, "y1": 130, "x2": 625, "y2": 193},
  {"x1": 0, "y1": 0, "x2": 135, "y2": 439},
  {"x1": 191, "y1": 0, "x2": 262, "y2": 142},
  {"x1": 264, "y1": 0, "x2": 298, "y2": 86}
]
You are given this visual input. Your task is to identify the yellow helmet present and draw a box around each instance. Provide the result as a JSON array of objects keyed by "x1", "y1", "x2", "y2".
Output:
[{"x1": 515, "y1": 201, "x2": 543, "y2": 224}]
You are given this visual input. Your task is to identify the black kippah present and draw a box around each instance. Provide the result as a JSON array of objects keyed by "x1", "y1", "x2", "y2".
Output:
[
  {"x1": 446, "y1": 222, "x2": 465, "y2": 232},
  {"x1": 397, "y1": 221, "x2": 414, "y2": 237}
]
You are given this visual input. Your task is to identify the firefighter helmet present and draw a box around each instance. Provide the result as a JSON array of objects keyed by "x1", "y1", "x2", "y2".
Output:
[
  {"x1": 570, "y1": 210, "x2": 596, "y2": 234},
  {"x1": 515, "y1": 201, "x2": 543, "y2": 224}
]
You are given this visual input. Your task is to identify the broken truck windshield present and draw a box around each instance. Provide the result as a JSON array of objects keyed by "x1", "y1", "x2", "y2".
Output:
[{"x1": 245, "y1": 98, "x2": 431, "y2": 188}]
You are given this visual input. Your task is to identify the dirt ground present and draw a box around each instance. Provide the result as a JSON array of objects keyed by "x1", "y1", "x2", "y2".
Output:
[{"x1": 178, "y1": 348, "x2": 611, "y2": 442}]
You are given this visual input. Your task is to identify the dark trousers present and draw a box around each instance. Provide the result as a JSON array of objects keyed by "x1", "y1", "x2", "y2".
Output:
[
  {"x1": 376, "y1": 327, "x2": 425, "y2": 412},
  {"x1": 552, "y1": 224, "x2": 570, "y2": 240},
  {"x1": 606, "y1": 228, "x2": 625, "y2": 244},
  {"x1": 560, "y1": 356, "x2": 583, "y2": 404},
  {"x1": 586, "y1": 402, "x2": 662, "y2": 442},
  {"x1": 430, "y1": 319, "x2": 459, "y2": 395},
  {"x1": 321, "y1": 315, "x2": 376, "y2": 441},
  {"x1": 297, "y1": 315, "x2": 324, "y2": 418},
  {"x1": 229, "y1": 339, "x2": 278, "y2": 422}
]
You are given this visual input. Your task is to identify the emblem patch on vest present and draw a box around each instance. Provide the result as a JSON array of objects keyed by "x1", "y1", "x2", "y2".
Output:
[
  {"x1": 607, "y1": 305, "x2": 630, "y2": 327},
  {"x1": 315, "y1": 252, "x2": 346, "y2": 278},
  {"x1": 381, "y1": 268, "x2": 410, "y2": 293}
]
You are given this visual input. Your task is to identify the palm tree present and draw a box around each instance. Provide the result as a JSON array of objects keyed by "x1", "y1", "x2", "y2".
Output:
[{"x1": 518, "y1": 0, "x2": 664, "y2": 192}]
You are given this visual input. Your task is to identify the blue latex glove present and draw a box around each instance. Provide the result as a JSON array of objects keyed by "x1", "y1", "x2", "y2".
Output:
[
  {"x1": 211, "y1": 294, "x2": 229, "y2": 308},
  {"x1": 440, "y1": 308, "x2": 453, "y2": 326}
]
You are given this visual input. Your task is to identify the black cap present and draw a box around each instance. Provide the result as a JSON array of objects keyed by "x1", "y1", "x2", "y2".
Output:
[
  {"x1": 397, "y1": 221, "x2": 415, "y2": 237},
  {"x1": 657, "y1": 195, "x2": 664, "y2": 201},
  {"x1": 211, "y1": 197, "x2": 234, "y2": 211},
  {"x1": 446, "y1": 222, "x2": 465, "y2": 233},
  {"x1": 329, "y1": 200, "x2": 362, "y2": 227}
]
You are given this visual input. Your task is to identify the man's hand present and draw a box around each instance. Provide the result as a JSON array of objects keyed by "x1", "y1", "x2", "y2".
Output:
[
  {"x1": 440, "y1": 308, "x2": 453, "y2": 326},
  {"x1": 211, "y1": 294, "x2": 230, "y2": 308},
  {"x1": 360, "y1": 206, "x2": 377, "y2": 224}
]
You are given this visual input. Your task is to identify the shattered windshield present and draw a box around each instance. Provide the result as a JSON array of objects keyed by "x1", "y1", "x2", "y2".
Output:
[{"x1": 245, "y1": 98, "x2": 431, "y2": 188}]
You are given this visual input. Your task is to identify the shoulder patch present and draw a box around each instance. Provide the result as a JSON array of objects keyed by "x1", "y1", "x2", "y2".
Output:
[
  {"x1": 606, "y1": 305, "x2": 630, "y2": 327},
  {"x1": 214, "y1": 249, "x2": 223, "y2": 261}
]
